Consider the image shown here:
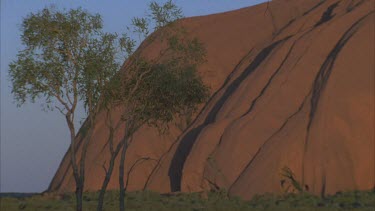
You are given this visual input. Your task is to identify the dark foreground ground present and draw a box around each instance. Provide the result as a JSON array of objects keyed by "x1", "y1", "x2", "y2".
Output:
[{"x1": 1, "y1": 190, "x2": 374, "y2": 211}]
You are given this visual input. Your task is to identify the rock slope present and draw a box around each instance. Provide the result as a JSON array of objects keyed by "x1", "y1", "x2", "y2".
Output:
[{"x1": 48, "y1": 0, "x2": 374, "y2": 199}]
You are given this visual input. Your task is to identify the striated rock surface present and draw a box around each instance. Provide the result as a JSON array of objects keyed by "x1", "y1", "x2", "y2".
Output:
[{"x1": 49, "y1": 0, "x2": 374, "y2": 199}]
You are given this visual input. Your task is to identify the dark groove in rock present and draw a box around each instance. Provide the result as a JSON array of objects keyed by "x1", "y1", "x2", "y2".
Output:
[
  {"x1": 144, "y1": 50, "x2": 257, "y2": 190},
  {"x1": 226, "y1": 8, "x2": 373, "y2": 188},
  {"x1": 242, "y1": 38, "x2": 296, "y2": 117},
  {"x1": 228, "y1": 99, "x2": 306, "y2": 192},
  {"x1": 144, "y1": 48, "x2": 254, "y2": 191},
  {"x1": 141, "y1": 48, "x2": 254, "y2": 191},
  {"x1": 148, "y1": 48, "x2": 255, "y2": 190},
  {"x1": 206, "y1": 28, "x2": 318, "y2": 184},
  {"x1": 306, "y1": 11, "x2": 373, "y2": 140},
  {"x1": 347, "y1": 0, "x2": 365, "y2": 12},
  {"x1": 227, "y1": 15, "x2": 338, "y2": 183},
  {"x1": 125, "y1": 157, "x2": 157, "y2": 190},
  {"x1": 315, "y1": 2, "x2": 340, "y2": 27},
  {"x1": 143, "y1": 153, "x2": 167, "y2": 190},
  {"x1": 203, "y1": 26, "x2": 321, "y2": 189},
  {"x1": 168, "y1": 38, "x2": 289, "y2": 192},
  {"x1": 302, "y1": 10, "x2": 373, "y2": 188},
  {"x1": 266, "y1": 5, "x2": 278, "y2": 34},
  {"x1": 321, "y1": 171, "x2": 327, "y2": 198},
  {"x1": 303, "y1": 0, "x2": 327, "y2": 16},
  {"x1": 205, "y1": 37, "x2": 290, "y2": 125},
  {"x1": 274, "y1": 19, "x2": 296, "y2": 38},
  {"x1": 202, "y1": 37, "x2": 309, "y2": 184}
]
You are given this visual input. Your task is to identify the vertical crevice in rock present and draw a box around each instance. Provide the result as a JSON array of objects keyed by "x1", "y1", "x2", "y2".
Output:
[
  {"x1": 228, "y1": 100, "x2": 306, "y2": 192},
  {"x1": 303, "y1": 0, "x2": 328, "y2": 16},
  {"x1": 321, "y1": 170, "x2": 327, "y2": 198},
  {"x1": 315, "y1": 1, "x2": 340, "y2": 27},
  {"x1": 273, "y1": 19, "x2": 296, "y2": 38},
  {"x1": 306, "y1": 11, "x2": 372, "y2": 141},
  {"x1": 168, "y1": 38, "x2": 289, "y2": 192},
  {"x1": 302, "y1": 11, "x2": 373, "y2": 187},
  {"x1": 242, "y1": 37, "x2": 295, "y2": 117},
  {"x1": 347, "y1": 0, "x2": 366, "y2": 12}
]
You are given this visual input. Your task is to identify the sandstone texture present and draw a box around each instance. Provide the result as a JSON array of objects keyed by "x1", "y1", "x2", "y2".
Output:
[{"x1": 49, "y1": 0, "x2": 374, "y2": 199}]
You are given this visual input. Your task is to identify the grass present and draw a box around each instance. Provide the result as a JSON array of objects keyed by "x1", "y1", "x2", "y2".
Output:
[{"x1": 0, "y1": 189, "x2": 374, "y2": 211}]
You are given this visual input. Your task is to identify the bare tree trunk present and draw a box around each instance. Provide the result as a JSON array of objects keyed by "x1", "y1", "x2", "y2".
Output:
[
  {"x1": 77, "y1": 121, "x2": 95, "y2": 210},
  {"x1": 119, "y1": 139, "x2": 129, "y2": 211},
  {"x1": 97, "y1": 139, "x2": 125, "y2": 211},
  {"x1": 73, "y1": 153, "x2": 83, "y2": 211},
  {"x1": 66, "y1": 115, "x2": 82, "y2": 211},
  {"x1": 97, "y1": 154, "x2": 116, "y2": 211},
  {"x1": 67, "y1": 113, "x2": 96, "y2": 211},
  {"x1": 76, "y1": 185, "x2": 83, "y2": 211}
]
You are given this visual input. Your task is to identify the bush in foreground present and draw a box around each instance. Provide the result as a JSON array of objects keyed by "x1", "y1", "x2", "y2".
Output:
[{"x1": 1, "y1": 189, "x2": 374, "y2": 211}]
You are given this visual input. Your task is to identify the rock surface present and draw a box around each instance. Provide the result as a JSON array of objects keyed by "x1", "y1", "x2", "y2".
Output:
[{"x1": 48, "y1": 0, "x2": 374, "y2": 199}]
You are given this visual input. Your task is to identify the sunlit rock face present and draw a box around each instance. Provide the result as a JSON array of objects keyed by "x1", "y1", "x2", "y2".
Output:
[{"x1": 49, "y1": 0, "x2": 374, "y2": 199}]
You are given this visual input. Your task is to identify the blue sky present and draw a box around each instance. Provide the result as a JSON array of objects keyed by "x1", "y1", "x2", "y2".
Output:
[{"x1": 0, "y1": 0, "x2": 267, "y2": 193}]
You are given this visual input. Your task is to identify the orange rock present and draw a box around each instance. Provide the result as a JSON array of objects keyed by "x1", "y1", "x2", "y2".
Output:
[{"x1": 48, "y1": 0, "x2": 375, "y2": 200}]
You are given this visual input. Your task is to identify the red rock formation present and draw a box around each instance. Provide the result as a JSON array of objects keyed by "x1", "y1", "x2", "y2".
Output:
[{"x1": 49, "y1": 0, "x2": 374, "y2": 199}]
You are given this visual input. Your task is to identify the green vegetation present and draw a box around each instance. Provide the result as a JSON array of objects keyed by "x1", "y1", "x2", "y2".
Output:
[
  {"x1": 9, "y1": 6, "x2": 127, "y2": 211},
  {"x1": 95, "y1": 1, "x2": 208, "y2": 210},
  {"x1": 9, "y1": 1, "x2": 208, "y2": 211},
  {"x1": 280, "y1": 166, "x2": 309, "y2": 194},
  {"x1": 1, "y1": 190, "x2": 374, "y2": 211}
]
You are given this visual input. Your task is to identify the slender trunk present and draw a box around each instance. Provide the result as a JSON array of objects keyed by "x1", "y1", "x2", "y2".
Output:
[
  {"x1": 66, "y1": 115, "x2": 82, "y2": 211},
  {"x1": 97, "y1": 119, "x2": 128, "y2": 211},
  {"x1": 78, "y1": 120, "x2": 95, "y2": 210},
  {"x1": 76, "y1": 184, "x2": 83, "y2": 211},
  {"x1": 119, "y1": 139, "x2": 128, "y2": 211},
  {"x1": 96, "y1": 154, "x2": 116, "y2": 211},
  {"x1": 97, "y1": 140, "x2": 124, "y2": 211},
  {"x1": 72, "y1": 145, "x2": 83, "y2": 211}
]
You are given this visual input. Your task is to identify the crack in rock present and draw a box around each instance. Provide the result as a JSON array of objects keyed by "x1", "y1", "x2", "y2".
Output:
[
  {"x1": 168, "y1": 38, "x2": 290, "y2": 192},
  {"x1": 315, "y1": 2, "x2": 340, "y2": 27}
]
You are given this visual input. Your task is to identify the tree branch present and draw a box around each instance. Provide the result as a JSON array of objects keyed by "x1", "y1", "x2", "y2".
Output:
[
  {"x1": 53, "y1": 92, "x2": 71, "y2": 113},
  {"x1": 264, "y1": 0, "x2": 270, "y2": 15},
  {"x1": 125, "y1": 156, "x2": 158, "y2": 191},
  {"x1": 55, "y1": 106, "x2": 66, "y2": 115},
  {"x1": 102, "y1": 161, "x2": 108, "y2": 175}
]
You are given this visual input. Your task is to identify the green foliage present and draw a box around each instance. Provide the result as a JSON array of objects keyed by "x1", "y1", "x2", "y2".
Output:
[
  {"x1": 149, "y1": 0, "x2": 183, "y2": 29},
  {"x1": 1, "y1": 190, "x2": 374, "y2": 211},
  {"x1": 97, "y1": 2, "x2": 208, "y2": 210},
  {"x1": 130, "y1": 17, "x2": 150, "y2": 39},
  {"x1": 280, "y1": 166, "x2": 306, "y2": 194},
  {"x1": 9, "y1": 1, "x2": 208, "y2": 129},
  {"x1": 9, "y1": 6, "x2": 121, "y2": 116},
  {"x1": 10, "y1": 2, "x2": 209, "y2": 211},
  {"x1": 105, "y1": 0, "x2": 209, "y2": 133},
  {"x1": 111, "y1": 57, "x2": 208, "y2": 133},
  {"x1": 8, "y1": 6, "x2": 136, "y2": 211}
]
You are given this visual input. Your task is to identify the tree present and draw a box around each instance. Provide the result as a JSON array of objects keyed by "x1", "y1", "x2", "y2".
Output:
[
  {"x1": 95, "y1": 1, "x2": 209, "y2": 211},
  {"x1": 9, "y1": 7, "x2": 125, "y2": 211}
]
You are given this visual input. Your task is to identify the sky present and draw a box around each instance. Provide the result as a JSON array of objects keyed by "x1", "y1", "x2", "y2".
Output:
[{"x1": 0, "y1": 0, "x2": 267, "y2": 193}]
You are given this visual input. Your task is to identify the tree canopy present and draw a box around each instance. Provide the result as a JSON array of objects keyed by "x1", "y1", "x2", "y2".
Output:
[
  {"x1": 9, "y1": 2, "x2": 210, "y2": 211},
  {"x1": 9, "y1": 7, "x2": 121, "y2": 116}
]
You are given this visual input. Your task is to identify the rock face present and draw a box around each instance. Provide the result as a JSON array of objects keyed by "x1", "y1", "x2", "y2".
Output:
[{"x1": 48, "y1": 0, "x2": 374, "y2": 199}]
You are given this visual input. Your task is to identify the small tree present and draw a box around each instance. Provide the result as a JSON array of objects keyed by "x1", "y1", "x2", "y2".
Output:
[
  {"x1": 280, "y1": 166, "x2": 309, "y2": 194},
  {"x1": 9, "y1": 7, "x2": 125, "y2": 211},
  {"x1": 95, "y1": 1, "x2": 209, "y2": 211}
]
